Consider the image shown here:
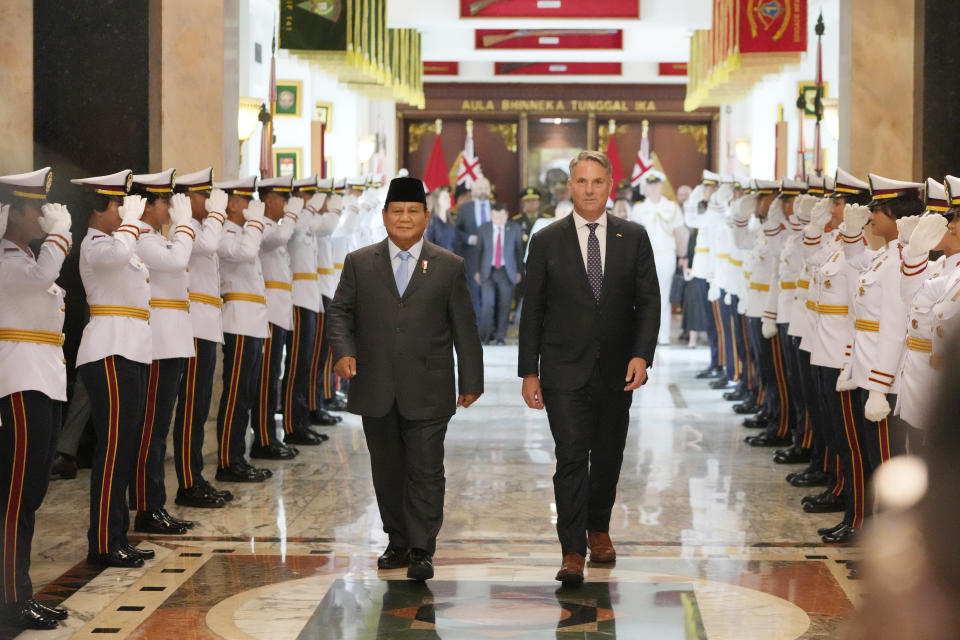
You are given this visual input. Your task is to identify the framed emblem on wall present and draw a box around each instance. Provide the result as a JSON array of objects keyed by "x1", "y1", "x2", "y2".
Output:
[{"x1": 275, "y1": 81, "x2": 303, "y2": 118}]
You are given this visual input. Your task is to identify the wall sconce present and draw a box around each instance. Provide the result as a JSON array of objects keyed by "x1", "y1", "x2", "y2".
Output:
[
  {"x1": 734, "y1": 138, "x2": 751, "y2": 167},
  {"x1": 822, "y1": 98, "x2": 840, "y2": 142},
  {"x1": 357, "y1": 136, "x2": 376, "y2": 173},
  {"x1": 238, "y1": 97, "x2": 264, "y2": 166}
]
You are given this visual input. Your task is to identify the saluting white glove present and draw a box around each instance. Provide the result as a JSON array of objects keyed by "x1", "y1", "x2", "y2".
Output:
[
  {"x1": 0, "y1": 203, "x2": 7, "y2": 238},
  {"x1": 737, "y1": 295, "x2": 747, "y2": 315},
  {"x1": 284, "y1": 196, "x2": 305, "y2": 218},
  {"x1": 905, "y1": 214, "x2": 948, "y2": 260},
  {"x1": 806, "y1": 198, "x2": 832, "y2": 235},
  {"x1": 310, "y1": 211, "x2": 326, "y2": 233},
  {"x1": 724, "y1": 292, "x2": 732, "y2": 305},
  {"x1": 842, "y1": 204, "x2": 871, "y2": 233},
  {"x1": 864, "y1": 390, "x2": 892, "y2": 422},
  {"x1": 735, "y1": 193, "x2": 757, "y2": 222},
  {"x1": 707, "y1": 283, "x2": 721, "y2": 302},
  {"x1": 690, "y1": 185, "x2": 706, "y2": 208},
  {"x1": 325, "y1": 194, "x2": 343, "y2": 214},
  {"x1": 205, "y1": 188, "x2": 228, "y2": 215},
  {"x1": 796, "y1": 194, "x2": 818, "y2": 222},
  {"x1": 766, "y1": 198, "x2": 785, "y2": 227},
  {"x1": 761, "y1": 318, "x2": 778, "y2": 339},
  {"x1": 342, "y1": 193, "x2": 360, "y2": 211},
  {"x1": 169, "y1": 193, "x2": 192, "y2": 227},
  {"x1": 119, "y1": 195, "x2": 146, "y2": 225},
  {"x1": 897, "y1": 215, "x2": 922, "y2": 244},
  {"x1": 836, "y1": 365, "x2": 857, "y2": 391},
  {"x1": 39, "y1": 202, "x2": 72, "y2": 236},
  {"x1": 243, "y1": 200, "x2": 265, "y2": 222},
  {"x1": 305, "y1": 193, "x2": 325, "y2": 213},
  {"x1": 710, "y1": 184, "x2": 735, "y2": 210}
]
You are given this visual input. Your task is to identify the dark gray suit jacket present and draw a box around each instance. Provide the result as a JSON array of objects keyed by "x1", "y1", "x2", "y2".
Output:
[
  {"x1": 326, "y1": 238, "x2": 484, "y2": 420},
  {"x1": 475, "y1": 220, "x2": 523, "y2": 283}
]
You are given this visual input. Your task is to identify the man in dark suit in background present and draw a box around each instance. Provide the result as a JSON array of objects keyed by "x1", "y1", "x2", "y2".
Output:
[
  {"x1": 519, "y1": 150, "x2": 660, "y2": 585},
  {"x1": 474, "y1": 203, "x2": 523, "y2": 345},
  {"x1": 454, "y1": 177, "x2": 493, "y2": 315},
  {"x1": 327, "y1": 176, "x2": 484, "y2": 582}
]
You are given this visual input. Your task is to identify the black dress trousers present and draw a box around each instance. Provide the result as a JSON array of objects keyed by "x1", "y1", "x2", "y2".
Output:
[
  {"x1": 173, "y1": 338, "x2": 218, "y2": 490},
  {"x1": 216, "y1": 334, "x2": 264, "y2": 469},
  {"x1": 542, "y1": 364, "x2": 633, "y2": 556},
  {"x1": 252, "y1": 324, "x2": 287, "y2": 448},
  {"x1": 283, "y1": 306, "x2": 318, "y2": 435},
  {"x1": 131, "y1": 357, "x2": 185, "y2": 512}
]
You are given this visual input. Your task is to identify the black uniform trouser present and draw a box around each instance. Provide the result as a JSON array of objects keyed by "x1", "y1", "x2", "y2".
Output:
[
  {"x1": 217, "y1": 333, "x2": 264, "y2": 469},
  {"x1": 694, "y1": 278, "x2": 720, "y2": 369},
  {"x1": 283, "y1": 307, "x2": 317, "y2": 435},
  {"x1": 747, "y1": 317, "x2": 785, "y2": 430},
  {"x1": 794, "y1": 340, "x2": 825, "y2": 461},
  {"x1": 479, "y1": 267, "x2": 514, "y2": 342},
  {"x1": 252, "y1": 324, "x2": 286, "y2": 448},
  {"x1": 777, "y1": 324, "x2": 803, "y2": 444},
  {"x1": 719, "y1": 293, "x2": 739, "y2": 381},
  {"x1": 542, "y1": 364, "x2": 633, "y2": 556},
  {"x1": 79, "y1": 356, "x2": 147, "y2": 555},
  {"x1": 362, "y1": 403, "x2": 450, "y2": 555},
  {"x1": 1, "y1": 392, "x2": 59, "y2": 604},
  {"x1": 856, "y1": 388, "x2": 908, "y2": 472},
  {"x1": 734, "y1": 312, "x2": 755, "y2": 397},
  {"x1": 310, "y1": 296, "x2": 337, "y2": 410},
  {"x1": 173, "y1": 338, "x2": 218, "y2": 490},
  {"x1": 131, "y1": 358, "x2": 185, "y2": 512}
]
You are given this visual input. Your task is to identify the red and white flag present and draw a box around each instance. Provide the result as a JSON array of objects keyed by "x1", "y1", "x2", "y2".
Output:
[
  {"x1": 456, "y1": 127, "x2": 483, "y2": 188},
  {"x1": 630, "y1": 127, "x2": 653, "y2": 187}
]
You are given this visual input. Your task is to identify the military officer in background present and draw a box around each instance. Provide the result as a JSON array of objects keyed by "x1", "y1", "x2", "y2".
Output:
[
  {"x1": 214, "y1": 176, "x2": 273, "y2": 483},
  {"x1": 71, "y1": 170, "x2": 154, "y2": 567},
  {"x1": 685, "y1": 170, "x2": 724, "y2": 378},
  {"x1": 0, "y1": 168, "x2": 74, "y2": 630},
  {"x1": 511, "y1": 186, "x2": 551, "y2": 323}
]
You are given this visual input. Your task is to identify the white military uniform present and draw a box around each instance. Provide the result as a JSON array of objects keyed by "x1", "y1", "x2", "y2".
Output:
[
  {"x1": 260, "y1": 215, "x2": 296, "y2": 331},
  {"x1": 137, "y1": 220, "x2": 195, "y2": 360},
  {"x1": 630, "y1": 191, "x2": 684, "y2": 344},
  {"x1": 186, "y1": 209, "x2": 226, "y2": 343},
  {"x1": 219, "y1": 217, "x2": 268, "y2": 339}
]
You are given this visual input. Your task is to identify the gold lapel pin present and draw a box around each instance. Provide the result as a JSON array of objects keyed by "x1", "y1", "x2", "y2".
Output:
[{"x1": 616, "y1": 233, "x2": 623, "y2": 238}]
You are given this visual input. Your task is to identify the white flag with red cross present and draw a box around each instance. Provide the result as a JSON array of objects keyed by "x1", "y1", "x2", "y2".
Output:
[{"x1": 456, "y1": 127, "x2": 483, "y2": 188}]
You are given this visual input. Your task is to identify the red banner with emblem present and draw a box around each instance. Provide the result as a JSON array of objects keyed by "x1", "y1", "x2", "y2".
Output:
[
  {"x1": 476, "y1": 29, "x2": 623, "y2": 50},
  {"x1": 495, "y1": 62, "x2": 622, "y2": 76},
  {"x1": 740, "y1": 0, "x2": 807, "y2": 53},
  {"x1": 460, "y1": 0, "x2": 638, "y2": 18}
]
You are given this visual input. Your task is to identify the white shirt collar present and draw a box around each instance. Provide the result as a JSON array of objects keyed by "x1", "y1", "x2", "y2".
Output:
[
  {"x1": 572, "y1": 211, "x2": 607, "y2": 230},
  {"x1": 388, "y1": 236, "x2": 424, "y2": 262}
]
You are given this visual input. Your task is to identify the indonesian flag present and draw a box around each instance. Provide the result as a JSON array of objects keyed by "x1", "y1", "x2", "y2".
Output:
[
  {"x1": 605, "y1": 134, "x2": 625, "y2": 199},
  {"x1": 423, "y1": 133, "x2": 449, "y2": 192},
  {"x1": 630, "y1": 130, "x2": 653, "y2": 188},
  {"x1": 456, "y1": 129, "x2": 483, "y2": 188}
]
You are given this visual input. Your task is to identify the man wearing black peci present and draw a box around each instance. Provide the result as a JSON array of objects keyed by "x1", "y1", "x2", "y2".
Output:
[{"x1": 519, "y1": 150, "x2": 660, "y2": 585}]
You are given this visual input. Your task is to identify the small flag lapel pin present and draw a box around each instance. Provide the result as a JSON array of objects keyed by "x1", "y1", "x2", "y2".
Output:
[
  {"x1": 422, "y1": 259, "x2": 429, "y2": 273},
  {"x1": 616, "y1": 233, "x2": 623, "y2": 238}
]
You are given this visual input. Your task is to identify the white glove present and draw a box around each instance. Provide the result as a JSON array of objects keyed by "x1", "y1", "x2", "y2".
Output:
[
  {"x1": 690, "y1": 185, "x2": 706, "y2": 207},
  {"x1": 309, "y1": 211, "x2": 326, "y2": 233},
  {"x1": 796, "y1": 194, "x2": 818, "y2": 222},
  {"x1": 707, "y1": 283, "x2": 721, "y2": 302},
  {"x1": 709, "y1": 184, "x2": 735, "y2": 210},
  {"x1": 836, "y1": 365, "x2": 857, "y2": 391},
  {"x1": 119, "y1": 195, "x2": 146, "y2": 225},
  {"x1": 766, "y1": 198, "x2": 785, "y2": 227},
  {"x1": 724, "y1": 292, "x2": 732, "y2": 305},
  {"x1": 761, "y1": 318, "x2": 778, "y2": 339},
  {"x1": 842, "y1": 204, "x2": 871, "y2": 233},
  {"x1": 306, "y1": 193, "x2": 326, "y2": 213},
  {"x1": 284, "y1": 196, "x2": 305, "y2": 218},
  {"x1": 326, "y1": 194, "x2": 343, "y2": 214},
  {"x1": 735, "y1": 193, "x2": 757, "y2": 222},
  {"x1": 0, "y1": 203, "x2": 7, "y2": 238},
  {"x1": 737, "y1": 296, "x2": 747, "y2": 315},
  {"x1": 243, "y1": 200, "x2": 265, "y2": 222},
  {"x1": 169, "y1": 193, "x2": 192, "y2": 227},
  {"x1": 806, "y1": 198, "x2": 832, "y2": 234},
  {"x1": 897, "y1": 215, "x2": 921, "y2": 244},
  {"x1": 864, "y1": 390, "x2": 892, "y2": 422},
  {"x1": 205, "y1": 188, "x2": 228, "y2": 215},
  {"x1": 342, "y1": 193, "x2": 360, "y2": 211},
  {"x1": 39, "y1": 203, "x2": 72, "y2": 236},
  {"x1": 905, "y1": 214, "x2": 948, "y2": 260}
]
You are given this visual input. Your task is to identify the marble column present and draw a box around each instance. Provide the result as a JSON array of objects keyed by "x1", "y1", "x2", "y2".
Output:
[{"x1": 0, "y1": 1, "x2": 33, "y2": 173}]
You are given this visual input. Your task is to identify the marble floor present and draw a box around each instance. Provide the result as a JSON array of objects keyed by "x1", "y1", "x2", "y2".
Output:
[{"x1": 7, "y1": 344, "x2": 862, "y2": 639}]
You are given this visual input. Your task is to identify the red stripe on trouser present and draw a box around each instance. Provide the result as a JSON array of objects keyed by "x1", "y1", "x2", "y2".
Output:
[
  {"x1": 135, "y1": 360, "x2": 161, "y2": 511},
  {"x1": 770, "y1": 334, "x2": 790, "y2": 437},
  {"x1": 308, "y1": 312, "x2": 325, "y2": 411},
  {"x1": 180, "y1": 348, "x2": 198, "y2": 488},
  {"x1": 743, "y1": 317, "x2": 754, "y2": 389},
  {"x1": 323, "y1": 351, "x2": 333, "y2": 398},
  {"x1": 713, "y1": 301, "x2": 726, "y2": 367},
  {"x1": 3, "y1": 393, "x2": 28, "y2": 601},
  {"x1": 220, "y1": 336, "x2": 245, "y2": 468},
  {"x1": 878, "y1": 418, "x2": 891, "y2": 462},
  {"x1": 832, "y1": 455, "x2": 845, "y2": 495},
  {"x1": 284, "y1": 312, "x2": 301, "y2": 434},
  {"x1": 258, "y1": 333, "x2": 273, "y2": 444},
  {"x1": 802, "y1": 413, "x2": 813, "y2": 449},
  {"x1": 98, "y1": 357, "x2": 120, "y2": 553},
  {"x1": 729, "y1": 315, "x2": 742, "y2": 381},
  {"x1": 840, "y1": 391, "x2": 865, "y2": 527}
]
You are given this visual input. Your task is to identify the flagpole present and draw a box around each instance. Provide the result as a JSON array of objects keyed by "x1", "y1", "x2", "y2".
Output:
[{"x1": 813, "y1": 12, "x2": 825, "y2": 177}]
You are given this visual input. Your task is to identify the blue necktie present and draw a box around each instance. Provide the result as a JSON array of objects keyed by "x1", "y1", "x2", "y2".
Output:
[
  {"x1": 395, "y1": 251, "x2": 411, "y2": 295},
  {"x1": 586, "y1": 223, "x2": 602, "y2": 302},
  {"x1": 480, "y1": 201, "x2": 488, "y2": 225}
]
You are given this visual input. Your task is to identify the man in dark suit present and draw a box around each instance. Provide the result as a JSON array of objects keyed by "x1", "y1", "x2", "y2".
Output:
[
  {"x1": 453, "y1": 177, "x2": 493, "y2": 315},
  {"x1": 474, "y1": 204, "x2": 523, "y2": 345},
  {"x1": 327, "y1": 176, "x2": 484, "y2": 582},
  {"x1": 518, "y1": 150, "x2": 660, "y2": 585}
]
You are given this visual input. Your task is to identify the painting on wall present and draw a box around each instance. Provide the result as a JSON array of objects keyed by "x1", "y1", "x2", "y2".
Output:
[
  {"x1": 315, "y1": 101, "x2": 333, "y2": 130},
  {"x1": 275, "y1": 80, "x2": 303, "y2": 117},
  {"x1": 275, "y1": 148, "x2": 302, "y2": 178}
]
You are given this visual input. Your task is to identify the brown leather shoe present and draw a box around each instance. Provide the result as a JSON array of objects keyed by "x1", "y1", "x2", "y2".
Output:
[
  {"x1": 587, "y1": 530, "x2": 616, "y2": 563},
  {"x1": 555, "y1": 552, "x2": 585, "y2": 585}
]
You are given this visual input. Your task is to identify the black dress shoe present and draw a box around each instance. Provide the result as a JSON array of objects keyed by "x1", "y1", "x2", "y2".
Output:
[
  {"x1": 87, "y1": 547, "x2": 145, "y2": 568},
  {"x1": 377, "y1": 546, "x2": 411, "y2": 570},
  {"x1": 199, "y1": 478, "x2": 234, "y2": 502},
  {"x1": 326, "y1": 396, "x2": 348, "y2": 411},
  {"x1": 817, "y1": 521, "x2": 847, "y2": 536},
  {"x1": 284, "y1": 430, "x2": 324, "y2": 446},
  {"x1": 773, "y1": 447, "x2": 812, "y2": 464},
  {"x1": 216, "y1": 465, "x2": 267, "y2": 483},
  {"x1": 49, "y1": 453, "x2": 78, "y2": 480},
  {"x1": 306, "y1": 426, "x2": 331, "y2": 441},
  {"x1": 122, "y1": 543, "x2": 155, "y2": 560},
  {"x1": 310, "y1": 410, "x2": 341, "y2": 426},
  {"x1": 135, "y1": 510, "x2": 187, "y2": 535},
  {"x1": 695, "y1": 366, "x2": 723, "y2": 379},
  {"x1": 406, "y1": 549, "x2": 434, "y2": 581},
  {"x1": 804, "y1": 492, "x2": 845, "y2": 513},
  {"x1": 176, "y1": 485, "x2": 226, "y2": 508},
  {"x1": 821, "y1": 523, "x2": 858, "y2": 544},
  {"x1": 733, "y1": 401, "x2": 761, "y2": 415},
  {"x1": 742, "y1": 415, "x2": 768, "y2": 429},
  {"x1": 790, "y1": 470, "x2": 830, "y2": 487},
  {"x1": 802, "y1": 488, "x2": 833, "y2": 505},
  {"x1": 236, "y1": 460, "x2": 272, "y2": 479},
  {"x1": 723, "y1": 388, "x2": 750, "y2": 401},
  {"x1": 709, "y1": 377, "x2": 730, "y2": 389},
  {"x1": 250, "y1": 443, "x2": 298, "y2": 460},
  {"x1": 745, "y1": 433, "x2": 792, "y2": 447},
  {"x1": 1, "y1": 601, "x2": 58, "y2": 630},
  {"x1": 159, "y1": 507, "x2": 195, "y2": 530},
  {"x1": 28, "y1": 598, "x2": 68, "y2": 621}
]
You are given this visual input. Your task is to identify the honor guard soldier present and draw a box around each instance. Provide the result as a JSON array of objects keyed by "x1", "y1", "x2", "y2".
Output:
[
  {"x1": 127, "y1": 169, "x2": 197, "y2": 536},
  {"x1": 719, "y1": 178, "x2": 754, "y2": 405},
  {"x1": 0, "y1": 168, "x2": 74, "y2": 630},
  {"x1": 685, "y1": 170, "x2": 724, "y2": 378},
  {"x1": 170, "y1": 169, "x2": 232, "y2": 508},
  {"x1": 514, "y1": 187, "x2": 546, "y2": 253},
  {"x1": 214, "y1": 176, "x2": 273, "y2": 483},
  {"x1": 71, "y1": 170, "x2": 155, "y2": 567}
]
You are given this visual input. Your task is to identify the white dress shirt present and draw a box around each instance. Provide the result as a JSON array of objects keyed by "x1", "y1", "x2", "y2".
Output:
[
  {"x1": 388, "y1": 237, "x2": 423, "y2": 292},
  {"x1": 572, "y1": 211, "x2": 608, "y2": 272}
]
